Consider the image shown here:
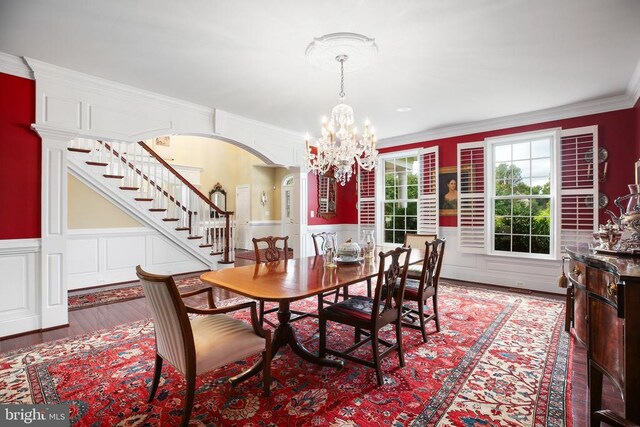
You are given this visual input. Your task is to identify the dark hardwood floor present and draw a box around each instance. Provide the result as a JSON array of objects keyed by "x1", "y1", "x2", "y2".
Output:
[{"x1": 0, "y1": 272, "x2": 624, "y2": 425}]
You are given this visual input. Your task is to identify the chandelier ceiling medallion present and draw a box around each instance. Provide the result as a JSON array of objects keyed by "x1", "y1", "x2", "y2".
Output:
[{"x1": 304, "y1": 32, "x2": 379, "y2": 186}]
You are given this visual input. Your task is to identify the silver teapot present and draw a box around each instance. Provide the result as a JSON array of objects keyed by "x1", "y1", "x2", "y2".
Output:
[{"x1": 606, "y1": 184, "x2": 640, "y2": 240}]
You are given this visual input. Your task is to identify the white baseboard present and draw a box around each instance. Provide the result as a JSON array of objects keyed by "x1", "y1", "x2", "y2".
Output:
[{"x1": 68, "y1": 227, "x2": 208, "y2": 290}]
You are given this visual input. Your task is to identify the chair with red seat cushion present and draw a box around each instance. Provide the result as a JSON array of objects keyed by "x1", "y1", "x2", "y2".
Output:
[
  {"x1": 396, "y1": 238, "x2": 445, "y2": 343},
  {"x1": 319, "y1": 246, "x2": 412, "y2": 386}
]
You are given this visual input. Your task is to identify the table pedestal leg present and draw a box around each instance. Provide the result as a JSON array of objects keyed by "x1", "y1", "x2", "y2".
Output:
[{"x1": 229, "y1": 300, "x2": 342, "y2": 387}]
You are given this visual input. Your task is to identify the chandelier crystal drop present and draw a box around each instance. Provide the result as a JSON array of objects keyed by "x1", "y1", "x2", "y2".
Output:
[{"x1": 305, "y1": 54, "x2": 378, "y2": 186}]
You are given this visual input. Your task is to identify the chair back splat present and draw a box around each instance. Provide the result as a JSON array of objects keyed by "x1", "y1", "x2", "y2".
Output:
[
  {"x1": 375, "y1": 247, "x2": 412, "y2": 325},
  {"x1": 252, "y1": 235, "x2": 289, "y2": 263}
]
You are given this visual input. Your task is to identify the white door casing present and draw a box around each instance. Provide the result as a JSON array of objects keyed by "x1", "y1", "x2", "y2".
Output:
[
  {"x1": 281, "y1": 174, "x2": 299, "y2": 256},
  {"x1": 235, "y1": 185, "x2": 251, "y2": 250}
]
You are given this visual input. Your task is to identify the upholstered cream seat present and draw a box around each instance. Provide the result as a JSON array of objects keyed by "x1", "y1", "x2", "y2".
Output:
[{"x1": 136, "y1": 265, "x2": 271, "y2": 427}]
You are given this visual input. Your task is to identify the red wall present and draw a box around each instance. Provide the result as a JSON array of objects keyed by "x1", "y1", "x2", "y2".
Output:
[
  {"x1": 0, "y1": 72, "x2": 40, "y2": 239},
  {"x1": 307, "y1": 172, "x2": 358, "y2": 225},
  {"x1": 381, "y1": 109, "x2": 637, "y2": 226}
]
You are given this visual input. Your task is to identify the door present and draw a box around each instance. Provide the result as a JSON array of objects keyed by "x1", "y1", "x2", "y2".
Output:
[
  {"x1": 281, "y1": 175, "x2": 300, "y2": 256},
  {"x1": 235, "y1": 184, "x2": 251, "y2": 250}
]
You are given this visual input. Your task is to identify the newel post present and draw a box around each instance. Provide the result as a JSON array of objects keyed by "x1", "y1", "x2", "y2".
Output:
[{"x1": 32, "y1": 125, "x2": 78, "y2": 329}]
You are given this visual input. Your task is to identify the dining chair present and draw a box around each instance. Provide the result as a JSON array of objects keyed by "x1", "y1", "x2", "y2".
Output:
[
  {"x1": 252, "y1": 235, "x2": 311, "y2": 326},
  {"x1": 312, "y1": 232, "x2": 343, "y2": 304},
  {"x1": 396, "y1": 238, "x2": 445, "y2": 342},
  {"x1": 136, "y1": 266, "x2": 271, "y2": 427},
  {"x1": 403, "y1": 233, "x2": 437, "y2": 280},
  {"x1": 319, "y1": 246, "x2": 412, "y2": 386}
]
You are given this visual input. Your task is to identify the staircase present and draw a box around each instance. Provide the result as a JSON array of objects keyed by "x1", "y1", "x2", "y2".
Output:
[{"x1": 67, "y1": 138, "x2": 235, "y2": 269}]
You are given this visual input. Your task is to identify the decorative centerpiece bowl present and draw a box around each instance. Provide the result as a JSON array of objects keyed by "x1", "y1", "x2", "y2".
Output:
[{"x1": 337, "y1": 239, "x2": 361, "y2": 260}]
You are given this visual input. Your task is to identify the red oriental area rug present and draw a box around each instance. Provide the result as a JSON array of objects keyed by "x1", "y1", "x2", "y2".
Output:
[
  {"x1": 67, "y1": 276, "x2": 207, "y2": 311},
  {"x1": 1, "y1": 282, "x2": 571, "y2": 426}
]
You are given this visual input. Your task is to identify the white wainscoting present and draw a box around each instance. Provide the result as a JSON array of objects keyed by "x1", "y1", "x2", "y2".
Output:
[
  {"x1": 438, "y1": 227, "x2": 563, "y2": 294},
  {"x1": 0, "y1": 239, "x2": 40, "y2": 337},
  {"x1": 68, "y1": 228, "x2": 208, "y2": 290}
]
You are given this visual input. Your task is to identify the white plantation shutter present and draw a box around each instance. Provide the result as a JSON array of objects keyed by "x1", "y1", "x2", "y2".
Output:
[
  {"x1": 458, "y1": 142, "x2": 486, "y2": 253},
  {"x1": 418, "y1": 147, "x2": 439, "y2": 234},
  {"x1": 560, "y1": 126, "x2": 598, "y2": 251},
  {"x1": 358, "y1": 167, "x2": 376, "y2": 232}
]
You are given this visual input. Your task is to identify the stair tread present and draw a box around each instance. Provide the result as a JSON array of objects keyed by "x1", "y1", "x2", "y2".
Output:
[
  {"x1": 119, "y1": 186, "x2": 139, "y2": 190},
  {"x1": 199, "y1": 244, "x2": 213, "y2": 248},
  {"x1": 134, "y1": 198, "x2": 154, "y2": 202},
  {"x1": 162, "y1": 218, "x2": 179, "y2": 222},
  {"x1": 175, "y1": 227, "x2": 190, "y2": 231},
  {"x1": 68, "y1": 147, "x2": 91, "y2": 153},
  {"x1": 149, "y1": 208, "x2": 167, "y2": 212},
  {"x1": 103, "y1": 174, "x2": 124, "y2": 179},
  {"x1": 187, "y1": 236, "x2": 203, "y2": 240},
  {"x1": 86, "y1": 161, "x2": 108, "y2": 167}
]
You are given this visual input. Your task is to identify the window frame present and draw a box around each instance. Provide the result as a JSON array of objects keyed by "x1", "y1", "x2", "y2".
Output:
[
  {"x1": 376, "y1": 149, "x2": 421, "y2": 246},
  {"x1": 485, "y1": 128, "x2": 562, "y2": 260}
]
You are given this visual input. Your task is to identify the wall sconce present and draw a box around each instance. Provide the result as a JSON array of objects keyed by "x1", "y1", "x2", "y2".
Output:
[{"x1": 260, "y1": 191, "x2": 268, "y2": 206}]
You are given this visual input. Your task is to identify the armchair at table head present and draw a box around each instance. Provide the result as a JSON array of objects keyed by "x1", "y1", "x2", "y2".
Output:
[{"x1": 136, "y1": 265, "x2": 271, "y2": 427}]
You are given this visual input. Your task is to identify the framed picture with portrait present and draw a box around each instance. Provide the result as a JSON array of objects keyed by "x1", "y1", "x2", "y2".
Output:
[{"x1": 439, "y1": 166, "x2": 457, "y2": 216}]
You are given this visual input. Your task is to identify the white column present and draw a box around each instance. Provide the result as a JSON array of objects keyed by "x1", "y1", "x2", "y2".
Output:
[{"x1": 33, "y1": 125, "x2": 77, "y2": 329}]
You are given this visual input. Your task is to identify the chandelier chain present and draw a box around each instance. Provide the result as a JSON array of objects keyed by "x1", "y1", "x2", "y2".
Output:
[{"x1": 339, "y1": 57, "x2": 345, "y2": 99}]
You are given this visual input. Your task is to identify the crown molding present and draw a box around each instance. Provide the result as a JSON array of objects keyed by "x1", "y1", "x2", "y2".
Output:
[
  {"x1": 628, "y1": 57, "x2": 640, "y2": 108},
  {"x1": 379, "y1": 92, "x2": 636, "y2": 148},
  {"x1": 0, "y1": 52, "x2": 33, "y2": 79},
  {"x1": 23, "y1": 57, "x2": 214, "y2": 115}
]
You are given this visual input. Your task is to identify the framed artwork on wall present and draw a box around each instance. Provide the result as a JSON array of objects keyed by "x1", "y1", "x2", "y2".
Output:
[{"x1": 439, "y1": 166, "x2": 457, "y2": 216}]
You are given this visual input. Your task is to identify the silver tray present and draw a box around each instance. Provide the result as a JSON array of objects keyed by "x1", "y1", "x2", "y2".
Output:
[{"x1": 594, "y1": 248, "x2": 640, "y2": 256}]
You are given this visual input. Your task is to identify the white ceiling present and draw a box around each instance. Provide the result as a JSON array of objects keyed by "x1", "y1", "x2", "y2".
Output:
[{"x1": 1, "y1": 0, "x2": 640, "y2": 141}]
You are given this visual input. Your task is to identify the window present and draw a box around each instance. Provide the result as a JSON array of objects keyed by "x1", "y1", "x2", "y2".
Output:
[
  {"x1": 459, "y1": 127, "x2": 597, "y2": 259},
  {"x1": 360, "y1": 147, "x2": 438, "y2": 246},
  {"x1": 488, "y1": 132, "x2": 555, "y2": 256},
  {"x1": 383, "y1": 155, "x2": 419, "y2": 244}
]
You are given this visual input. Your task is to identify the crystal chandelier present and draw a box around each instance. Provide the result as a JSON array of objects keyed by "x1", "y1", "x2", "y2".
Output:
[{"x1": 305, "y1": 53, "x2": 379, "y2": 186}]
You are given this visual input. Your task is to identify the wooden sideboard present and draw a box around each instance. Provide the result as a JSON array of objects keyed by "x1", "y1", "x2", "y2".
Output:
[{"x1": 566, "y1": 245, "x2": 640, "y2": 425}]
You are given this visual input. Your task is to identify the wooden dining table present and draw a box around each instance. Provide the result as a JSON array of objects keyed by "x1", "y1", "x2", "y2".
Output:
[{"x1": 200, "y1": 247, "x2": 424, "y2": 384}]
